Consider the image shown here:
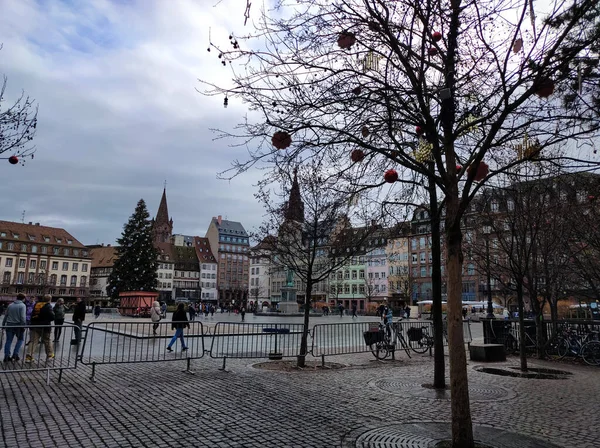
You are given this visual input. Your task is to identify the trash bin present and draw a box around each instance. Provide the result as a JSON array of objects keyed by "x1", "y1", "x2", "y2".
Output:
[{"x1": 484, "y1": 319, "x2": 512, "y2": 344}]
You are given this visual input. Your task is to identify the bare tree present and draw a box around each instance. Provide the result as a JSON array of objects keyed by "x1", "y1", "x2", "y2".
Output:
[
  {"x1": 203, "y1": 1, "x2": 600, "y2": 445},
  {"x1": 1, "y1": 48, "x2": 38, "y2": 163}
]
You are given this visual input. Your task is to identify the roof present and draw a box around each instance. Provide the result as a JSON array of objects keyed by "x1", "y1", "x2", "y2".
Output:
[
  {"x1": 155, "y1": 188, "x2": 170, "y2": 225},
  {"x1": 154, "y1": 242, "x2": 174, "y2": 260},
  {"x1": 89, "y1": 245, "x2": 118, "y2": 268},
  {"x1": 193, "y1": 237, "x2": 217, "y2": 263},
  {"x1": 213, "y1": 218, "x2": 248, "y2": 237},
  {"x1": 0, "y1": 220, "x2": 87, "y2": 249},
  {"x1": 251, "y1": 235, "x2": 277, "y2": 251},
  {"x1": 173, "y1": 246, "x2": 198, "y2": 263}
]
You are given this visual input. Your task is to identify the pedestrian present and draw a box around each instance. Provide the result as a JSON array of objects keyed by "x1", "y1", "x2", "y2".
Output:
[
  {"x1": 94, "y1": 304, "x2": 101, "y2": 319},
  {"x1": 150, "y1": 300, "x2": 162, "y2": 335},
  {"x1": 71, "y1": 297, "x2": 86, "y2": 345},
  {"x1": 240, "y1": 306, "x2": 246, "y2": 322},
  {"x1": 25, "y1": 296, "x2": 35, "y2": 324},
  {"x1": 188, "y1": 303, "x2": 196, "y2": 322},
  {"x1": 53, "y1": 298, "x2": 66, "y2": 342},
  {"x1": 351, "y1": 304, "x2": 357, "y2": 318},
  {"x1": 405, "y1": 305, "x2": 411, "y2": 319},
  {"x1": 161, "y1": 302, "x2": 167, "y2": 319},
  {"x1": 26, "y1": 294, "x2": 55, "y2": 363},
  {"x1": 462, "y1": 308, "x2": 467, "y2": 320},
  {"x1": 166, "y1": 303, "x2": 189, "y2": 352},
  {"x1": 2, "y1": 293, "x2": 27, "y2": 363},
  {"x1": 338, "y1": 303, "x2": 344, "y2": 317},
  {"x1": 209, "y1": 305, "x2": 215, "y2": 317},
  {"x1": 377, "y1": 302, "x2": 387, "y2": 319},
  {"x1": 204, "y1": 304, "x2": 209, "y2": 318}
]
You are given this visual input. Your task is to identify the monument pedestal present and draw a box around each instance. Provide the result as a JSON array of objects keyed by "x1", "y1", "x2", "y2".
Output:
[{"x1": 279, "y1": 286, "x2": 298, "y2": 314}]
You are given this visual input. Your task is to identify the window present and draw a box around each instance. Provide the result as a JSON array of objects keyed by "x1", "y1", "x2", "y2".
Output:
[
  {"x1": 352, "y1": 284, "x2": 358, "y2": 294},
  {"x1": 3, "y1": 272, "x2": 11, "y2": 283},
  {"x1": 82, "y1": 264, "x2": 88, "y2": 272},
  {"x1": 53, "y1": 247, "x2": 59, "y2": 255},
  {"x1": 62, "y1": 262, "x2": 69, "y2": 271},
  {"x1": 80, "y1": 276, "x2": 87, "y2": 287},
  {"x1": 40, "y1": 260, "x2": 47, "y2": 270},
  {"x1": 17, "y1": 272, "x2": 24, "y2": 284},
  {"x1": 72, "y1": 263, "x2": 78, "y2": 272},
  {"x1": 43, "y1": 236, "x2": 50, "y2": 242},
  {"x1": 359, "y1": 269, "x2": 364, "y2": 279},
  {"x1": 381, "y1": 272, "x2": 386, "y2": 279},
  {"x1": 420, "y1": 252, "x2": 426, "y2": 263},
  {"x1": 5, "y1": 258, "x2": 12, "y2": 267},
  {"x1": 13, "y1": 234, "x2": 19, "y2": 239},
  {"x1": 344, "y1": 284, "x2": 350, "y2": 294},
  {"x1": 41, "y1": 246, "x2": 47, "y2": 254},
  {"x1": 352, "y1": 270, "x2": 357, "y2": 279},
  {"x1": 22, "y1": 244, "x2": 28, "y2": 252},
  {"x1": 491, "y1": 200, "x2": 499, "y2": 212},
  {"x1": 344, "y1": 271, "x2": 350, "y2": 279},
  {"x1": 419, "y1": 237, "x2": 426, "y2": 248},
  {"x1": 60, "y1": 275, "x2": 67, "y2": 285},
  {"x1": 52, "y1": 262, "x2": 58, "y2": 270},
  {"x1": 7, "y1": 242, "x2": 14, "y2": 250},
  {"x1": 67, "y1": 239, "x2": 72, "y2": 245},
  {"x1": 28, "y1": 272, "x2": 35, "y2": 283},
  {"x1": 467, "y1": 264, "x2": 475, "y2": 275},
  {"x1": 412, "y1": 253, "x2": 418, "y2": 264},
  {"x1": 411, "y1": 239, "x2": 417, "y2": 250},
  {"x1": 70, "y1": 275, "x2": 77, "y2": 286},
  {"x1": 420, "y1": 267, "x2": 427, "y2": 277},
  {"x1": 29, "y1": 260, "x2": 37, "y2": 270},
  {"x1": 64, "y1": 248, "x2": 70, "y2": 256},
  {"x1": 374, "y1": 272, "x2": 379, "y2": 279},
  {"x1": 73, "y1": 249, "x2": 79, "y2": 256}
]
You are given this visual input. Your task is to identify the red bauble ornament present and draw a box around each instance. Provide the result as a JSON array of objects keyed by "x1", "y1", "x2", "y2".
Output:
[
  {"x1": 456, "y1": 165, "x2": 462, "y2": 171},
  {"x1": 337, "y1": 31, "x2": 356, "y2": 50},
  {"x1": 415, "y1": 126, "x2": 424, "y2": 135},
  {"x1": 432, "y1": 32, "x2": 443, "y2": 42},
  {"x1": 467, "y1": 161, "x2": 489, "y2": 182},
  {"x1": 351, "y1": 149, "x2": 365, "y2": 162},
  {"x1": 384, "y1": 169, "x2": 398, "y2": 183},
  {"x1": 589, "y1": 195, "x2": 595, "y2": 201},
  {"x1": 271, "y1": 131, "x2": 292, "y2": 150},
  {"x1": 428, "y1": 47, "x2": 438, "y2": 56},
  {"x1": 361, "y1": 126, "x2": 370, "y2": 137},
  {"x1": 535, "y1": 79, "x2": 555, "y2": 98},
  {"x1": 8, "y1": 156, "x2": 18, "y2": 165}
]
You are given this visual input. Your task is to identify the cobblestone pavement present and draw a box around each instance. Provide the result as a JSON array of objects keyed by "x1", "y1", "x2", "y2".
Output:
[{"x1": 0, "y1": 352, "x2": 598, "y2": 448}]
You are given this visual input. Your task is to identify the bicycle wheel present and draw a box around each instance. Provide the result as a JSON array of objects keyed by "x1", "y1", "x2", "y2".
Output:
[
  {"x1": 546, "y1": 337, "x2": 569, "y2": 360},
  {"x1": 581, "y1": 341, "x2": 600, "y2": 366},
  {"x1": 504, "y1": 334, "x2": 518, "y2": 355},
  {"x1": 370, "y1": 340, "x2": 390, "y2": 360},
  {"x1": 407, "y1": 327, "x2": 433, "y2": 354}
]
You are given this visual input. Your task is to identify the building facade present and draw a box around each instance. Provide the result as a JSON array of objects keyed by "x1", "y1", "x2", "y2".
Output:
[
  {"x1": 0, "y1": 221, "x2": 91, "y2": 303},
  {"x1": 194, "y1": 237, "x2": 218, "y2": 303},
  {"x1": 89, "y1": 244, "x2": 117, "y2": 305}
]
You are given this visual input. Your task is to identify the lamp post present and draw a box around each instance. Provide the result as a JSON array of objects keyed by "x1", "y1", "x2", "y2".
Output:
[{"x1": 484, "y1": 227, "x2": 494, "y2": 319}]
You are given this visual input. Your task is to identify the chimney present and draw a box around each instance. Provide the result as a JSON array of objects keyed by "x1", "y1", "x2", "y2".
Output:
[
  {"x1": 28, "y1": 222, "x2": 32, "y2": 225},
  {"x1": 107, "y1": 244, "x2": 111, "y2": 247},
  {"x1": 35, "y1": 223, "x2": 40, "y2": 226},
  {"x1": 217, "y1": 215, "x2": 222, "y2": 225}
]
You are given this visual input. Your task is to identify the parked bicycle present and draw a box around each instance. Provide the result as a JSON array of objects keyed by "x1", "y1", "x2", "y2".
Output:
[
  {"x1": 363, "y1": 320, "x2": 411, "y2": 360},
  {"x1": 546, "y1": 327, "x2": 600, "y2": 366}
]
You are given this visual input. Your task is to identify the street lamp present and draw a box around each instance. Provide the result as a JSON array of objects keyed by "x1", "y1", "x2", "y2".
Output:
[{"x1": 483, "y1": 225, "x2": 495, "y2": 319}]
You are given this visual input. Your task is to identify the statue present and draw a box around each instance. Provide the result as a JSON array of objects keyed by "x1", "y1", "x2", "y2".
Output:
[{"x1": 285, "y1": 266, "x2": 295, "y2": 287}]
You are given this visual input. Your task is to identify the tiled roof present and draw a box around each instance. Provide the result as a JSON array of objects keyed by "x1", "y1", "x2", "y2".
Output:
[
  {"x1": 193, "y1": 237, "x2": 217, "y2": 263},
  {"x1": 154, "y1": 242, "x2": 174, "y2": 260},
  {"x1": 0, "y1": 220, "x2": 87, "y2": 249},
  {"x1": 251, "y1": 235, "x2": 277, "y2": 251},
  {"x1": 89, "y1": 245, "x2": 118, "y2": 268},
  {"x1": 214, "y1": 218, "x2": 248, "y2": 236},
  {"x1": 173, "y1": 246, "x2": 198, "y2": 263}
]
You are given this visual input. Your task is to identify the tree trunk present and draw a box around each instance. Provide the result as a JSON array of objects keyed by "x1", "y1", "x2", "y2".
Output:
[
  {"x1": 516, "y1": 282, "x2": 528, "y2": 372},
  {"x1": 445, "y1": 204, "x2": 474, "y2": 448},
  {"x1": 297, "y1": 281, "x2": 312, "y2": 368},
  {"x1": 428, "y1": 169, "x2": 445, "y2": 389}
]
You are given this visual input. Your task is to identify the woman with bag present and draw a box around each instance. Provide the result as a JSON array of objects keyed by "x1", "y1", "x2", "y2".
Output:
[
  {"x1": 150, "y1": 301, "x2": 162, "y2": 336},
  {"x1": 166, "y1": 303, "x2": 189, "y2": 352}
]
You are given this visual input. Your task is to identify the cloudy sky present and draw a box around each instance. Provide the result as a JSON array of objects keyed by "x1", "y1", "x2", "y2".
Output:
[{"x1": 0, "y1": 0, "x2": 264, "y2": 245}]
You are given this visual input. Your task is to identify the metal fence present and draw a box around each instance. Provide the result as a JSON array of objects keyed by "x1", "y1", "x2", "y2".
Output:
[
  {"x1": 80, "y1": 321, "x2": 206, "y2": 381},
  {"x1": 209, "y1": 322, "x2": 305, "y2": 370},
  {"x1": 0, "y1": 323, "x2": 80, "y2": 383}
]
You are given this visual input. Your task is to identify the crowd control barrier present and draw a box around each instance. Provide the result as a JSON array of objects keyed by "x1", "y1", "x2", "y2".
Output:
[
  {"x1": 0, "y1": 323, "x2": 80, "y2": 383},
  {"x1": 80, "y1": 321, "x2": 206, "y2": 381},
  {"x1": 209, "y1": 322, "x2": 305, "y2": 370}
]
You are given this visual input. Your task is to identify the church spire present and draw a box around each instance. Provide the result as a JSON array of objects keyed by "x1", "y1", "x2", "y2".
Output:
[
  {"x1": 153, "y1": 187, "x2": 173, "y2": 243},
  {"x1": 284, "y1": 168, "x2": 304, "y2": 223}
]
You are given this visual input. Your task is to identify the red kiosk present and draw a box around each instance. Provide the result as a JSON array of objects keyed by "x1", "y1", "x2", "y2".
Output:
[{"x1": 118, "y1": 291, "x2": 159, "y2": 317}]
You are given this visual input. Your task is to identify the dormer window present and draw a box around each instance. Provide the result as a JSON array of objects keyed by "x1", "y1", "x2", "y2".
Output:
[
  {"x1": 44, "y1": 236, "x2": 50, "y2": 242},
  {"x1": 56, "y1": 238, "x2": 62, "y2": 243},
  {"x1": 28, "y1": 234, "x2": 35, "y2": 241},
  {"x1": 67, "y1": 239, "x2": 73, "y2": 245},
  {"x1": 0, "y1": 232, "x2": 5, "y2": 237},
  {"x1": 13, "y1": 233, "x2": 19, "y2": 239}
]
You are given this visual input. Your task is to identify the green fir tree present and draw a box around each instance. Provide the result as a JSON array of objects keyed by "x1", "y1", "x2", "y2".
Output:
[{"x1": 109, "y1": 199, "x2": 158, "y2": 299}]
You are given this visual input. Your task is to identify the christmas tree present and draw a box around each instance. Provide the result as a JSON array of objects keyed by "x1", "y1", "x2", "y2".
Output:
[{"x1": 109, "y1": 199, "x2": 158, "y2": 299}]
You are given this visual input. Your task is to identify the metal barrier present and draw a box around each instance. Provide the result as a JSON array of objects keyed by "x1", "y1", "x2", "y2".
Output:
[
  {"x1": 209, "y1": 322, "x2": 305, "y2": 370},
  {"x1": 80, "y1": 321, "x2": 205, "y2": 381},
  {"x1": 0, "y1": 323, "x2": 80, "y2": 383}
]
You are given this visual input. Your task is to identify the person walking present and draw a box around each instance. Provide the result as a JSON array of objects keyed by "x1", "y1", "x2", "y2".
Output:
[
  {"x1": 351, "y1": 304, "x2": 358, "y2": 318},
  {"x1": 188, "y1": 303, "x2": 196, "y2": 322},
  {"x1": 338, "y1": 303, "x2": 344, "y2": 317},
  {"x1": 160, "y1": 302, "x2": 167, "y2": 318},
  {"x1": 150, "y1": 301, "x2": 162, "y2": 335},
  {"x1": 26, "y1": 294, "x2": 55, "y2": 363},
  {"x1": 240, "y1": 306, "x2": 246, "y2": 322},
  {"x1": 53, "y1": 298, "x2": 66, "y2": 342},
  {"x1": 166, "y1": 303, "x2": 189, "y2": 352},
  {"x1": 2, "y1": 293, "x2": 27, "y2": 363},
  {"x1": 405, "y1": 305, "x2": 411, "y2": 319},
  {"x1": 94, "y1": 305, "x2": 101, "y2": 319},
  {"x1": 71, "y1": 297, "x2": 86, "y2": 345}
]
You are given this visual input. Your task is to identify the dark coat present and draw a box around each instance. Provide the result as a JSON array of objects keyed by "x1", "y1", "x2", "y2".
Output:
[
  {"x1": 171, "y1": 309, "x2": 190, "y2": 330},
  {"x1": 73, "y1": 301, "x2": 86, "y2": 322},
  {"x1": 31, "y1": 302, "x2": 54, "y2": 327}
]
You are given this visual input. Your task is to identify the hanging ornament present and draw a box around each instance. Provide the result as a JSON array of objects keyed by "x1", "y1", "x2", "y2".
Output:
[
  {"x1": 467, "y1": 161, "x2": 489, "y2": 182},
  {"x1": 352, "y1": 86, "x2": 362, "y2": 95},
  {"x1": 432, "y1": 32, "x2": 443, "y2": 42},
  {"x1": 368, "y1": 21, "x2": 381, "y2": 32},
  {"x1": 271, "y1": 131, "x2": 292, "y2": 149},
  {"x1": 414, "y1": 139, "x2": 433, "y2": 163},
  {"x1": 534, "y1": 78, "x2": 555, "y2": 98},
  {"x1": 351, "y1": 149, "x2": 365, "y2": 162},
  {"x1": 361, "y1": 126, "x2": 370, "y2": 137},
  {"x1": 513, "y1": 38, "x2": 523, "y2": 53},
  {"x1": 456, "y1": 165, "x2": 462, "y2": 171},
  {"x1": 223, "y1": 97, "x2": 229, "y2": 108},
  {"x1": 8, "y1": 156, "x2": 18, "y2": 165},
  {"x1": 337, "y1": 31, "x2": 356, "y2": 49},
  {"x1": 428, "y1": 47, "x2": 438, "y2": 56},
  {"x1": 384, "y1": 169, "x2": 398, "y2": 183},
  {"x1": 415, "y1": 126, "x2": 424, "y2": 135},
  {"x1": 390, "y1": 150, "x2": 400, "y2": 159}
]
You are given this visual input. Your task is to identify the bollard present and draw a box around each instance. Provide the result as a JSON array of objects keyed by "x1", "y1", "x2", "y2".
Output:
[
  {"x1": 58, "y1": 368, "x2": 63, "y2": 383},
  {"x1": 321, "y1": 354, "x2": 325, "y2": 368}
]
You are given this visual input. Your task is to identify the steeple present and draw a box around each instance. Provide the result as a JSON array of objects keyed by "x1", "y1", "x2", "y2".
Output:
[
  {"x1": 284, "y1": 168, "x2": 304, "y2": 223},
  {"x1": 153, "y1": 187, "x2": 173, "y2": 243}
]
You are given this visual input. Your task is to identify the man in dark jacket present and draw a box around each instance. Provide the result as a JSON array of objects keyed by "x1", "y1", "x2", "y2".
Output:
[
  {"x1": 71, "y1": 297, "x2": 86, "y2": 345},
  {"x1": 26, "y1": 294, "x2": 55, "y2": 362}
]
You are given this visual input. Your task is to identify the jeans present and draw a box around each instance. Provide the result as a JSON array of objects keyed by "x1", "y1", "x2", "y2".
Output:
[
  {"x1": 167, "y1": 328, "x2": 187, "y2": 349},
  {"x1": 3, "y1": 328, "x2": 24, "y2": 358}
]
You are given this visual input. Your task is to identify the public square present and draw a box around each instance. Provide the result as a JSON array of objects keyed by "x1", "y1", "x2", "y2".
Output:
[{"x1": 0, "y1": 314, "x2": 598, "y2": 448}]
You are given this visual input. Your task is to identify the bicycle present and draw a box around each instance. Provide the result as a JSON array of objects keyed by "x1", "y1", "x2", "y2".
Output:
[
  {"x1": 364, "y1": 320, "x2": 411, "y2": 360},
  {"x1": 548, "y1": 327, "x2": 600, "y2": 366},
  {"x1": 406, "y1": 325, "x2": 434, "y2": 354}
]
